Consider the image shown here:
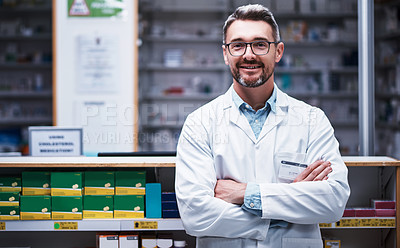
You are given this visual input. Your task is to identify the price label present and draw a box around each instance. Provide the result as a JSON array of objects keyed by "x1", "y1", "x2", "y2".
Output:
[
  {"x1": 54, "y1": 222, "x2": 78, "y2": 230},
  {"x1": 380, "y1": 218, "x2": 395, "y2": 227},
  {"x1": 360, "y1": 218, "x2": 380, "y2": 227},
  {"x1": 0, "y1": 222, "x2": 5, "y2": 230},
  {"x1": 134, "y1": 221, "x2": 158, "y2": 229},
  {"x1": 319, "y1": 223, "x2": 332, "y2": 228},
  {"x1": 336, "y1": 218, "x2": 359, "y2": 227}
]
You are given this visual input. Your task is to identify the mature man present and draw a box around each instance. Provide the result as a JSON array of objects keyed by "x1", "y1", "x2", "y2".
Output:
[{"x1": 175, "y1": 4, "x2": 350, "y2": 248}]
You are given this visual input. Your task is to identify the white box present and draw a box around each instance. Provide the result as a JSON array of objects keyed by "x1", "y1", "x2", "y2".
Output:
[
  {"x1": 98, "y1": 234, "x2": 119, "y2": 248},
  {"x1": 119, "y1": 234, "x2": 139, "y2": 248}
]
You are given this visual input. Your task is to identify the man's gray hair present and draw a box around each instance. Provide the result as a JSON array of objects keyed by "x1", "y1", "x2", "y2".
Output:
[{"x1": 223, "y1": 4, "x2": 281, "y2": 43}]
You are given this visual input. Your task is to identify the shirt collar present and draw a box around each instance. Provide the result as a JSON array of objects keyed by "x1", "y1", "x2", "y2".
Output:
[{"x1": 232, "y1": 85, "x2": 277, "y2": 113}]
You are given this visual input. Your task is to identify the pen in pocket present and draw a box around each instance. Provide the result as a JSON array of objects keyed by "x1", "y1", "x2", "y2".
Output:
[{"x1": 281, "y1": 160, "x2": 308, "y2": 168}]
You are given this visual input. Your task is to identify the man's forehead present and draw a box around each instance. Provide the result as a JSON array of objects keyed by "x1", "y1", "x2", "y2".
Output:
[{"x1": 226, "y1": 20, "x2": 274, "y2": 42}]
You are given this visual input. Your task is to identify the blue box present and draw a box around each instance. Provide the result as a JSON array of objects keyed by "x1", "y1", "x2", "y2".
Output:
[
  {"x1": 145, "y1": 183, "x2": 161, "y2": 218},
  {"x1": 162, "y1": 201, "x2": 178, "y2": 210},
  {"x1": 161, "y1": 192, "x2": 176, "y2": 201},
  {"x1": 162, "y1": 209, "x2": 180, "y2": 218}
]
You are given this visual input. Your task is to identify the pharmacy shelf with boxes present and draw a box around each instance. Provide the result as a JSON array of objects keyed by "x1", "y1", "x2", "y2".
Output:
[{"x1": 0, "y1": 170, "x2": 180, "y2": 223}]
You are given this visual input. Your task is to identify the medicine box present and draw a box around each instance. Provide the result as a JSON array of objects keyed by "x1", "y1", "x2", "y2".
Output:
[
  {"x1": 118, "y1": 233, "x2": 139, "y2": 248},
  {"x1": 145, "y1": 183, "x2": 161, "y2": 218},
  {"x1": 0, "y1": 206, "x2": 20, "y2": 220},
  {"x1": 22, "y1": 171, "x2": 51, "y2": 195},
  {"x1": 51, "y1": 172, "x2": 83, "y2": 196},
  {"x1": 0, "y1": 176, "x2": 21, "y2": 192},
  {"x1": 372, "y1": 200, "x2": 396, "y2": 209},
  {"x1": 0, "y1": 192, "x2": 19, "y2": 206},
  {"x1": 141, "y1": 235, "x2": 157, "y2": 248},
  {"x1": 83, "y1": 195, "x2": 114, "y2": 219},
  {"x1": 52, "y1": 196, "x2": 82, "y2": 220},
  {"x1": 97, "y1": 233, "x2": 119, "y2": 248},
  {"x1": 84, "y1": 171, "x2": 115, "y2": 195},
  {"x1": 115, "y1": 171, "x2": 146, "y2": 195},
  {"x1": 114, "y1": 195, "x2": 144, "y2": 218},
  {"x1": 325, "y1": 240, "x2": 341, "y2": 248},
  {"x1": 20, "y1": 195, "x2": 51, "y2": 220},
  {"x1": 375, "y1": 209, "x2": 396, "y2": 217}
]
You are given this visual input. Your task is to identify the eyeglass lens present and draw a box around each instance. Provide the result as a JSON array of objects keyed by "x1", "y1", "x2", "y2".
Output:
[{"x1": 229, "y1": 41, "x2": 270, "y2": 56}]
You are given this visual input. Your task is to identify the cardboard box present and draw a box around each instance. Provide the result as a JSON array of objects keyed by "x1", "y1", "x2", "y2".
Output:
[
  {"x1": 372, "y1": 200, "x2": 396, "y2": 209},
  {"x1": 162, "y1": 209, "x2": 180, "y2": 218},
  {"x1": 22, "y1": 171, "x2": 51, "y2": 195},
  {"x1": 0, "y1": 192, "x2": 19, "y2": 206},
  {"x1": 115, "y1": 171, "x2": 146, "y2": 195},
  {"x1": 20, "y1": 195, "x2": 51, "y2": 220},
  {"x1": 0, "y1": 206, "x2": 20, "y2": 220},
  {"x1": 354, "y1": 208, "x2": 375, "y2": 217},
  {"x1": 325, "y1": 240, "x2": 341, "y2": 248},
  {"x1": 342, "y1": 208, "x2": 355, "y2": 217},
  {"x1": 161, "y1": 192, "x2": 176, "y2": 202},
  {"x1": 119, "y1": 233, "x2": 139, "y2": 248},
  {"x1": 0, "y1": 177, "x2": 21, "y2": 193},
  {"x1": 114, "y1": 195, "x2": 144, "y2": 218},
  {"x1": 145, "y1": 183, "x2": 161, "y2": 218},
  {"x1": 52, "y1": 196, "x2": 82, "y2": 220},
  {"x1": 83, "y1": 195, "x2": 114, "y2": 219},
  {"x1": 375, "y1": 209, "x2": 396, "y2": 217},
  {"x1": 141, "y1": 235, "x2": 157, "y2": 248},
  {"x1": 84, "y1": 171, "x2": 115, "y2": 195},
  {"x1": 51, "y1": 172, "x2": 83, "y2": 196},
  {"x1": 97, "y1": 233, "x2": 119, "y2": 248}
]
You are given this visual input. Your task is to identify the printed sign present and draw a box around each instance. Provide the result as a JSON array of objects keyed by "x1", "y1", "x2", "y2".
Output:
[
  {"x1": 68, "y1": 0, "x2": 126, "y2": 18},
  {"x1": 29, "y1": 127, "x2": 83, "y2": 156}
]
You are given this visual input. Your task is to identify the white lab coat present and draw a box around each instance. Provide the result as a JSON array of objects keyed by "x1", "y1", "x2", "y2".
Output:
[{"x1": 175, "y1": 85, "x2": 350, "y2": 248}]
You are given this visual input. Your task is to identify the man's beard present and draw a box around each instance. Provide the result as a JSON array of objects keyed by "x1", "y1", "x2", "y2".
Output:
[{"x1": 231, "y1": 60, "x2": 274, "y2": 88}]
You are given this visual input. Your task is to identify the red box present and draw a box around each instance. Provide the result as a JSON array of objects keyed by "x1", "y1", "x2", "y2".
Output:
[
  {"x1": 342, "y1": 209, "x2": 356, "y2": 217},
  {"x1": 372, "y1": 200, "x2": 395, "y2": 209},
  {"x1": 375, "y1": 209, "x2": 396, "y2": 217},
  {"x1": 355, "y1": 208, "x2": 375, "y2": 217}
]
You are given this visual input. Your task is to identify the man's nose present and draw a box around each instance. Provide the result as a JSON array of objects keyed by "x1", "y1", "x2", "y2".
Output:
[{"x1": 243, "y1": 44, "x2": 256, "y2": 59}]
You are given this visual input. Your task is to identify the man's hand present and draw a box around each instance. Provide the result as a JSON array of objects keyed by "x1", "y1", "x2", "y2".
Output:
[
  {"x1": 214, "y1": 179, "x2": 247, "y2": 205},
  {"x1": 293, "y1": 160, "x2": 332, "y2": 183}
]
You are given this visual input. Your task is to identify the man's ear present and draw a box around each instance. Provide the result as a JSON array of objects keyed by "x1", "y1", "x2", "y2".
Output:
[
  {"x1": 275, "y1": 42, "x2": 284, "y2": 63},
  {"x1": 222, "y1": 45, "x2": 229, "y2": 65}
]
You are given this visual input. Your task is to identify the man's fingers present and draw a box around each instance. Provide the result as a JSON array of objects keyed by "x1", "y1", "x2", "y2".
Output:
[
  {"x1": 313, "y1": 166, "x2": 333, "y2": 181},
  {"x1": 303, "y1": 161, "x2": 331, "y2": 181}
]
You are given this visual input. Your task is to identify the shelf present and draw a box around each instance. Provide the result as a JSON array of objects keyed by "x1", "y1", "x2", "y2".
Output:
[
  {"x1": 142, "y1": 36, "x2": 221, "y2": 43},
  {"x1": 376, "y1": 122, "x2": 400, "y2": 131},
  {"x1": 319, "y1": 217, "x2": 395, "y2": 229},
  {"x1": 0, "y1": 6, "x2": 51, "y2": 14},
  {"x1": 376, "y1": 31, "x2": 400, "y2": 40},
  {"x1": 0, "y1": 90, "x2": 52, "y2": 99},
  {"x1": 376, "y1": 93, "x2": 400, "y2": 100},
  {"x1": 142, "y1": 94, "x2": 219, "y2": 101},
  {"x1": 0, "y1": 117, "x2": 52, "y2": 126},
  {"x1": 0, "y1": 63, "x2": 52, "y2": 70},
  {"x1": 290, "y1": 92, "x2": 358, "y2": 99},
  {"x1": 0, "y1": 34, "x2": 52, "y2": 41},
  {"x1": 283, "y1": 41, "x2": 358, "y2": 48},
  {"x1": 141, "y1": 6, "x2": 227, "y2": 14},
  {"x1": 343, "y1": 156, "x2": 399, "y2": 167},
  {"x1": 0, "y1": 156, "x2": 177, "y2": 168},
  {"x1": 0, "y1": 218, "x2": 184, "y2": 231},
  {"x1": 140, "y1": 64, "x2": 227, "y2": 72}
]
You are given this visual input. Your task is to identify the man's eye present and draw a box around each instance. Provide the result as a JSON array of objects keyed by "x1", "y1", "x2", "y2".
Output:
[
  {"x1": 231, "y1": 43, "x2": 245, "y2": 49},
  {"x1": 254, "y1": 42, "x2": 267, "y2": 48}
]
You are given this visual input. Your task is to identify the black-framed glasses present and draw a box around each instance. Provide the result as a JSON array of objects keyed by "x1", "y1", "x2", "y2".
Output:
[{"x1": 223, "y1": 40, "x2": 280, "y2": 56}]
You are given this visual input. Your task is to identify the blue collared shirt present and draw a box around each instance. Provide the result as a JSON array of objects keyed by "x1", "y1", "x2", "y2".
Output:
[{"x1": 232, "y1": 87, "x2": 288, "y2": 228}]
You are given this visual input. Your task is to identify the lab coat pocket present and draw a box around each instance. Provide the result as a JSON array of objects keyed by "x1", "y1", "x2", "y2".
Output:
[
  {"x1": 275, "y1": 152, "x2": 307, "y2": 183},
  {"x1": 282, "y1": 238, "x2": 323, "y2": 248}
]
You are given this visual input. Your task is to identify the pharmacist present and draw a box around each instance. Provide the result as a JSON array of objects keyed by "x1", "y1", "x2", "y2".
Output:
[{"x1": 175, "y1": 4, "x2": 350, "y2": 248}]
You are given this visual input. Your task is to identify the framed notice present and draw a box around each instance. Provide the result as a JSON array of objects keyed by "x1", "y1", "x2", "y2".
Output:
[{"x1": 29, "y1": 127, "x2": 83, "y2": 156}]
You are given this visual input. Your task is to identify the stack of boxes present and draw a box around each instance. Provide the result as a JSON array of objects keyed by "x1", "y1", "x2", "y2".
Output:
[
  {"x1": 342, "y1": 199, "x2": 396, "y2": 217},
  {"x1": 0, "y1": 171, "x2": 175, "y2": 221},
  {"x1": 0, "y1": 176, "x2": 21, "y2": 220}
]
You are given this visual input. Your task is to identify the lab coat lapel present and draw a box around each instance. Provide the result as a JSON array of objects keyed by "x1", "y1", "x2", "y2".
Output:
[
  {"x1": 223, "y1": 87, "x2": 257, "y2": 144},
  {"x1": 257, "y1": 87, "x2": 289, "y2": 142}
]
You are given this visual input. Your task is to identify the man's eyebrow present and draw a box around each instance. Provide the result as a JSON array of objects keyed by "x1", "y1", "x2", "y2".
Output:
[{"x1": 229, "y1": 37, "x2": 270, "y2": 43}]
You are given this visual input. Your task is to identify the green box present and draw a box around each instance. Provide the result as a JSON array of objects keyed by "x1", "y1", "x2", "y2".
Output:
[
  {"x1": 115, "y1": 171, "x2": 146, "y2": 195},
  {"x1": 114, "y1": 195, "x2": 144, "y2": 218},
  {"x1": 0, "y1": 177, "x2": 21, "y2": 192},
  {"x1": 0, "y1": 206, "x2": 20, "y2": 220},
  {"x1": 0, "y1": 192, "x2": 19, "y2": 206},
  {"x1": 22, "y1": 171, "x2": 51, "y2": 195},
  {"x1": 84, "y1": 171, "x2": 114, "y2": 195},
  {"x1": 20, "y1": 195, "x2": 51, "y2": 220},
  {"x1": 83, "y1": 195, "x2": 114, "y2": 219},
  {"x1": 51, "y1": 172, "x2": 83, "y2": 196},
  {"x1": 52, "y1": 196, "x2": 82, "y2": 220}
]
